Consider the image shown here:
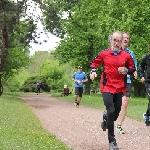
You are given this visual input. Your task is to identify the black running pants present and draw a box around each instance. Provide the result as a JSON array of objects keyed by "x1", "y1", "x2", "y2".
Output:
[
  {"x1": 102, "y1": 92, "x2": 123, "y2": 143},
  {"x1": 145, "y1": 84, "x2": 150, "y2": 116}
]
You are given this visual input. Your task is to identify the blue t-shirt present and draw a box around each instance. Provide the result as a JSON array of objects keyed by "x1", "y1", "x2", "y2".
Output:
[
  {"x1": 124, "y1": 48, "x2": 137, "y2": 83},
  {"x1": 72, "y1": 71, "x2": 87, "y2": 87}
]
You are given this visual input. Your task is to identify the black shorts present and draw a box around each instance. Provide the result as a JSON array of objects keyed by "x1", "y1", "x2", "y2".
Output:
[
  {"x1": 75, "y1": 87, "x2": 83, "y2": 97},
  {"x1": 123, "y1": 83, "x2": 131, "y2": 97}
]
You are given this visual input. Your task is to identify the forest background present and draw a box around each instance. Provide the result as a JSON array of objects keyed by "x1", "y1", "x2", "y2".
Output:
[{"x1": 0, "y1": 0, "x2": 149, "y2": 97}]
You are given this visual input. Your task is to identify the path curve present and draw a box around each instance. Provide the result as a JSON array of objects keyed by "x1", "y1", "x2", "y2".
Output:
[{"x1": 20, "y1": 94, "x2": 150, "y2": 150}]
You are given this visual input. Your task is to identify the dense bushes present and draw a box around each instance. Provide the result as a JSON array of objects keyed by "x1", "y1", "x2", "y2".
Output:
[{"x1": 20, "y1": 76, "x2": 50, "y2": 93}]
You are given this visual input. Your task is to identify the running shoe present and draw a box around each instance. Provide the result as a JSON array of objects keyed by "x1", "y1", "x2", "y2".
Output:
[
  {"x1": 74, "y1": 100, "x2": 77, "y2": 106},
  {"x1": 143, "y1": 113, "x2": 150, "y2": 126},
  {"x1": 76, "y1": 102, "x2": 79, "y2": 108},
  {"x1": 116, "y1": 125, "x2": 125, "y2": 134},
  {"x1": 101, "y1": 111, "x2": 107, "y2": 131},
  {"x1": 109, "y1": 141, "x2": 119, "y2": 150}
]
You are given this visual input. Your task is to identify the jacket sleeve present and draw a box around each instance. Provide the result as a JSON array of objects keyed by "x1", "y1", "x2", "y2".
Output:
[
  {"x1": 90, "y1": 51, "x2": 104, "y2": 72},
  {"x1": 131, "y1": 51, "x2": 137, "y2": 70},
  {"x1": 138, "y1": 56, "x2": 146, "y2": 78},
  {"x1": 126, "y1": 55, "x2": 136, "y2": 74}
]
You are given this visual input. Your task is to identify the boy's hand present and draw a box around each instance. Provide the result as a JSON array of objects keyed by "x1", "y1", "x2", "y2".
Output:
[
  {"x1": 118, "y1": 67, "x2": 127, "y2": 75},
  {"x1": 141, "y1": 77, "x2": 145, "y2": 82},
  {"x1": 90, "y1": 72, "x2": 97, "y2": 81},
  {"x1": 133, "y1": 71, "x2": 137, "y2": 79}
]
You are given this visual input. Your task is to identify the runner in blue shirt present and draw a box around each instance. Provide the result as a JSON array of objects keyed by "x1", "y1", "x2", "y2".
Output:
[
  {"x1": 116, "y1": 32, "x2": 137, "y2": 134},
  {"x1": 72, "y1": 66, "x2": 88, "y2": 108}
]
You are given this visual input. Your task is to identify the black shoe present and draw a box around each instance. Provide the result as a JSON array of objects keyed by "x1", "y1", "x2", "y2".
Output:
[
  {"x1": 109, "y1": 141, "x2": 119, "y2": 150},
  {"x1": 145, "y1": 119, "x2": 150, "y2": 126},
  {"x1": 74, "y1": 100, "x2": 77, "y2": 106},
  {"x1": 143, "y1": 113, "x2": 150, "y2": 126},
  {"x1": 76, "y1": 102, "x2": 79, "y2": 108},
  {"x1": 101, "y1": 111, "x2": 107, "y2": 131}
]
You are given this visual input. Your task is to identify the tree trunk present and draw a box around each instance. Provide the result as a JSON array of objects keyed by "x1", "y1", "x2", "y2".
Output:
[
  {"x1": 84, "y1": 76, "x2": 92, "y2": 95},
  {"x1": 0, "y1": 0, "x2": 8, "y2": 96}
]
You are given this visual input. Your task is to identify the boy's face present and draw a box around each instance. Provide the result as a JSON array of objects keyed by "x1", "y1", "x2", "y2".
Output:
[{"x1": 122, "y1": 33, "x2": 130, "y2": 48}]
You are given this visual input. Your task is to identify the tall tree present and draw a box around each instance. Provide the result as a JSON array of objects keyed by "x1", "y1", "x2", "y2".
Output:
[
  {"x1": 42, "y1": 0, "x2": 80, "y2": 38},
  {"x1": 52, "y1": 0, "x2": 107, "y2": 94},
  {"x1": 42, "y1": 0, "x2": 150, "y2": 96},
  {"x1": 0, "y1": 0, "x2": 40, "y2": 94}
]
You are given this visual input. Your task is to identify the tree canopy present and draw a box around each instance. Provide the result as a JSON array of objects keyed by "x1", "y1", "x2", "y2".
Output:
[
  {"x1": 42, "y1": 0, "x2": 150, "y2": 72},
  {"x1": 1, "y1": 0, "x2": 150, "y2": 96},
  {"x1": 0, "y1": 0, "x2": 37, "y2": 79}
]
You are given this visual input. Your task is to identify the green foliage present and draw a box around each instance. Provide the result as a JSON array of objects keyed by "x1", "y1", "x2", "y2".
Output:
[
  {"x1": 9, "y1": 20, "x2": 36, "y2": 47},
  {"x1": 6, "y1": 68, "x2": 29, "y2": 92},
  {"x1": 41, "y1": 0, "x2": 150, "y2": 97},
  {"x1": 28, "y1": 51, "x2": 54, "y2": 76},
  {"x1": 40, "y1": 59, "x2": 69, "y2": 90},
  {"x1": 3, "y1": 45, "x2": 30, "y2": 78},
  {"x1": 20, "y1": 76, "x2": 50, "y2": 92},
  {"x1": 27, "y1": 51, "x2": 74, "y2": 91},
  {"x1": 42, "y1": 0, "x2": 150, "y2": 74},
  {"x1": 8, "y1": 51, "x2": 74, "y2": 93},
  {"x1": 0, "y1": 6, "x2": 36, "y2": 83},
  {"x1": 0, "y1": 93, "x2": 71, "y2": 150},
  {"x1": 42, "y1": 0, "x2": 80, "y2": 38},
  {"x1": 52, "y1": 0, "x2": 110, "y2": 73},
  {"x1": 6, "y1": 0, "x2": 150, "y2": 96},
  {"x1": 0, "y1": 1, "x2": 38, "y2": 80}
]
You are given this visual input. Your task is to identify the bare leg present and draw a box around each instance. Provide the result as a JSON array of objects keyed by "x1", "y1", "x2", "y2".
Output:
[
  {"x1": 117, "y1": 96, "x2": 129, "y2": 125},
  {"x1": 75, "y1": 97, "x2": 82, "y2": 108},
  {"x1": 74, "y1": 95, "x2": 78, "y2": 106},
  {"x1": 78, "y1": 97, "x2": 82, "y2": 103},
  {"x1": 75, "y1": 95, "x2": 78, "y2": 101}
]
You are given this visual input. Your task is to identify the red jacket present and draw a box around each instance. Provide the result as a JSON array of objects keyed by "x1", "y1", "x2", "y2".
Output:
[{"x1": 90, "y1": 49, "x2": 136, "y2": 94}]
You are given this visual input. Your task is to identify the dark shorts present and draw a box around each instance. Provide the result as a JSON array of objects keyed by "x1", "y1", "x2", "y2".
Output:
[
  {"x1": 123, "y1": 83, "x2": 131, "y2": 97},
  {"x1": 75, "y1": 87, "x2": 83, "y2": 97}
]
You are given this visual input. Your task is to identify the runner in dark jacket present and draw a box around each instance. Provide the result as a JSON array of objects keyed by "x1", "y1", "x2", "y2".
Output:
[
  {"x1": 138, "y1": 51, "x2": 150, "y2": 126},
  {"x1": 90, "y1": 31, "x2": 136, "y2": 150},
  {"x1": 36, "y1": 81, "x2": 41, "y2": 95}
]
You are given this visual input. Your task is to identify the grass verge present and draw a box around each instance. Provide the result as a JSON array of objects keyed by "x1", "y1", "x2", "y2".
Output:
[{"x1": 0, "y1": 93, "x2": 72, "y2": 150}]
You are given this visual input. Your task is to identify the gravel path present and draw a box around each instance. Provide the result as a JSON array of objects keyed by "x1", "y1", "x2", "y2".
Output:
[{"x1": 20, "y1": 94, "x2": 150, "y2": 150}]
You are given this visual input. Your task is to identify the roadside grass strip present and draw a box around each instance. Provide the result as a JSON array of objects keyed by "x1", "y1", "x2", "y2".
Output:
[{"x1": 0, "y1": 93, "x2": 72, "y2": 150}]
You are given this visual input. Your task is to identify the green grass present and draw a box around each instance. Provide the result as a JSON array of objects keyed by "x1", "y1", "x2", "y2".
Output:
[
  {"x1": 52, "y1": 93, "x2": 148, "y2": 121},
  {"x1": 127, "y1": 97, "x2": 148, "y2": 121},
  {"x1": 0, "y1": 93, "x2": 72, "y2": 150}
]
